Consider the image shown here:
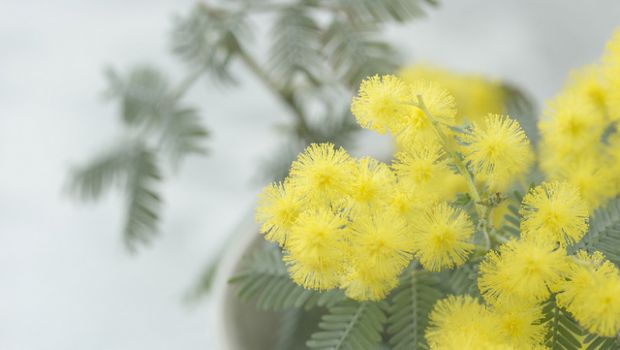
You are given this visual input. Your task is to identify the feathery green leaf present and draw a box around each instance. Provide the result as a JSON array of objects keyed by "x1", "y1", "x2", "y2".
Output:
[
  {"x1": 573, "y1": 195, "x2": 620, "y2": 266},
  {"x1": 387, "y1": 268, "x2": 442, "y2": 350},
  {"x1": 171, "y1": 3, "x2": 249, "y2": 84},
  {"x1": 542, "y1": 295, "x2": 585, "y2": 350},
  {"x1": 229, "y1": 244, "x2": 346, "y2": 311},
  {"x1": 307, "y1": 299, "x2": 387, "y2": 350}
]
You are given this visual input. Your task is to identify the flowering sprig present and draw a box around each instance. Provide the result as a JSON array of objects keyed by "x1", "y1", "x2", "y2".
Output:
[{"x1": 252, "y1": 29, "x2": 620, "y2": 349}]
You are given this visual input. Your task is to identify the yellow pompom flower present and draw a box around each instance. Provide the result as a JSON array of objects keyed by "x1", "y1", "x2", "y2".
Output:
[
  {"x1": 393, "y1": 80, "x2": 457, "y2": 145},
  {"x1": 351, "y1": 75, "x2": 411, "y2": 134},
  {"x1": 346, "y1": 157, "x2": 394, "y2": 214},
  {"x1": 463, "y1": 114, "x2": 534, "y2": 191},
  {"x1": 392, "y1": 143, "x2": 452, "y2": 193},
  {"x1": 386, "y1": 183, "x2": 420, "y2": 219},
  {"x1": 490, "y1": 299, "x2": 546, "y2": 348},
  {"x1": 556, "y1": 251, "x2": 620, "y2": 337},
  {"x1": 399, "y1": 63, "x2": 504, "y2": 124},
  {"x1": 255, "y1": 180, "x2": 304, "y2": 246},
  {"x1": 539, "y1": 93, "x2": 606, "y2": 157},
  {"x1": 289, "y1": 143, "x2": 354, "y2": 205},
  {"x1": 426, "y1": 295, "x2": 499, "y2": 349},
  {"x1": 520, "y1": 182, "x2": 589, "y2": 246},
  {"x1": 478, "y1": 239, "x2": 570, "y2": 304},
  {"x1": 284, "y1": 208, "x2": 348, "y2": 290},
  {"x1": 558, "y1": 156, "x2": 615, "y2": 210},
  {"x1": 410, "y1": 202, "x2": 475, "y2": 271},
  {"x1": 342, "y1": 211, "x2": 413, "y2": 300},
  {"x1": 564, "y1": 65, "x2": 608, "y2": 115}
]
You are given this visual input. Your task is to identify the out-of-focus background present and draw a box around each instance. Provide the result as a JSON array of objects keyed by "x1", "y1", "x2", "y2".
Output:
[{"x1": 1, "y1": 1, "x2": 619, "y2": 349}]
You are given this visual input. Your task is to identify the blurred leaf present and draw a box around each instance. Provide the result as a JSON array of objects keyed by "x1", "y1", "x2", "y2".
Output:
[
  {"x1": 503, "y1": 83, "x2": 539, "y2": 145},
  {"x1": 70, "y1": 141, "x2": 162, "y2": 251},
  {"x1": 336, "y1": 0, "x2": 434, "y2": 23},
  {"x1": 323, "y1": 20, "x2": 400, "y2": 88},
  {"x1": 185, "y1": 258, "x2": 220, "y2": 302},
  {"x1": 255, "y1": 139, "x2": 306, "y2": 183},
  {"x1": 104, "y1": 66, "x2": 176, "y2": 128},
  {"x1": 308, "y1": 110, "x2": 361, "y2": 148},
  {"x1": 160, "y1": 107, "x2": 209, "y2": 169},
  {"x1": 572, "y1": 195, "x2": 620, "y2": 266},
  {"x1": 171, "y1": 3, "x2": 250, "y2": 85},
  {"x1": 122, "y1": 145, "x2": 162, "y2": 251},
  {"x1": 268, "y1": 6, "x2": 323, "y2": 86},
  {"x1": 70, "y1": 141, "x2": 137, "y2": 200}
]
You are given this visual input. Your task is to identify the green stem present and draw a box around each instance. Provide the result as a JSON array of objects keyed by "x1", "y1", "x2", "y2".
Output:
[
  {"x1": 236, "y1": 45, "x2": 313, "y2": 140},
  {"x1": 415, "y1": 95, "x2": 491, "y2": 250}
]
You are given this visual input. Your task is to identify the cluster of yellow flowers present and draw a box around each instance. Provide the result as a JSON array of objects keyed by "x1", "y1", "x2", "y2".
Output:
[
  {"x1": 540, "y1": 30, "x2": 620, "y2": 210},
  {"x1": 256, "y1": 30, "x2": 620, "y2": 348}
]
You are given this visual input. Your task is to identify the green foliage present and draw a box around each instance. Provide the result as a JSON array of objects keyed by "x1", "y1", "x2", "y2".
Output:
[
  {"x1": 574, "y1": 195, "x2": 620, "y2": 265},
  {"x1": 503, "y1": 83, "x2": 539, "y2": 145},
  {"x1": 582, "y1": 333, "x2": 620, "y2": 350},
  {"x1": 159, "y1": 108, "x2": 209, "y2": 169},
  {"x1": 387, "y1": 268, "x2": 442, "y2": 350},
  {"x1": 542, "y1": 295, "x2": 585, "y2": 350},
  {"x1": 268, "y1": 6, "x2": 323, "y2": 85},
  {"x1": 323, "y1": 20, "x2": 399, "y2": 89},
  {"x1": 229, "y1": 244, "x2": 346, "y2": 311},
  {"x1": 442, "y1": 261, "x2": 479, "y2": 296},
  {"x1": 307, "y1": 300, "x2": 387, "y2": 350},
  {"x1": 499, "y1": 191, "x2": 524, "y2": 239},
  {"x1": 335, "y1": 0, "x2": 435, "y2": 23},
  {"x1": 70, "y1": 65, "x2": 208, "y2": 250},
  {"x1": 171, "y1": 3, "x2": 249, "y2": 84},
  {"x1": 105, "y1": 66, "x2": 176, "y2": 127},
  {"x1": 71, "y1": 142, "x2": 162, "y2": 250}
]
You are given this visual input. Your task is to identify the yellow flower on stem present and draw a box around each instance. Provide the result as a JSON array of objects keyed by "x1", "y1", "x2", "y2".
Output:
[
  {"x1": 255, "y1": 180, "x2": 304, "y2": 246},
  {"x1": 426, "y1": 295, "x2": 499, "y2": 349},
  {"x1": 342, "y1": 211, "x2": 413, "y2": 301},
  {"x1": 478, "y1": 239, "x2": 569, "y2": 304},
  {"x1": 351, "y1": 74, "x2": 411, "y2": 134},
  {"x1": 463, "y1": 114, "x2": 533, "y2": 191},
  {"x1": 288, "y1": 143, "x2": 354, "y2": 205},
  {"x1": 410, "y1": 202, "x2": 475, "y2": 271},
  {"x1": 520, "y1": 181, "x2": 589, "y2": 247},
  {"x1": 490, "y1": 299, "x2": 546, "y2": 348},
  {"x1": 284, "y1": 208, "x2": 348, "y2": 291},
  {"x1": 556, "y1": 251, "x2": 620, "y2": 337},
  {"x1": 393, "y1": 80, "x2": 457, "y2": 145},
  {"x1": 346, "y1": 157, "x2": 394, "y2": 215}
]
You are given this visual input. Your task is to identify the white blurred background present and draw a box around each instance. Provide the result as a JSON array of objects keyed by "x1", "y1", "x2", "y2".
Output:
[{"x1": 1, "y1": 1, "x2": 619, "y2": 349}]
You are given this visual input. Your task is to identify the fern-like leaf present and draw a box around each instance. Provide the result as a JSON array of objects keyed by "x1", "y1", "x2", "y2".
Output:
[
  {"x1": 387, "y1": 268, "x2": 442, "y2": 350},
  {"x1": 171, "y1": 3, "x2": 249, "y2": 84},
  {"x1": 542, "y1": 295, "x2": 585, "y2": 350},
  {"x1": 307, "y1": 299, "x2": 387, "y2": 350},
  {"x1": 323, "y1": 20, "x2": 399, "y2": 88},
  {"x1": 71, "y1": 142, "x2": 162, "y2": 251},
  {"x1": 442, "y1": 262, "x2": 479, "y2": 296},
  {"x1": 503, "y1": 83, "x2": 539, "y2": 145},
  {"x1": 159, "y1": 107, "x2": 209, "y2": 169},
  {"x1": 336, "y1": 0, "x2": 434, "y2": 23},
  {"x1": 70, "y1": 142, "x2": 136, "y2": 200},
  {"x1": 268, "y1": 6, "x2": 323, "y2": 85},
  {"x1": 122, "y1": 146, "x2": 162, "y2": 251},
  {"x1": 573, "y1": 195, "x2": 620, "y2": 265},
  {"x1": 229, "y1": 244, "x2": 345, "y2": 311},
  {"x1": 104, "y1": 66, "x2": 176, "y2": 128},
  {"x1": 582, "y1": 333, "x2": 620, "y2": 350}
]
